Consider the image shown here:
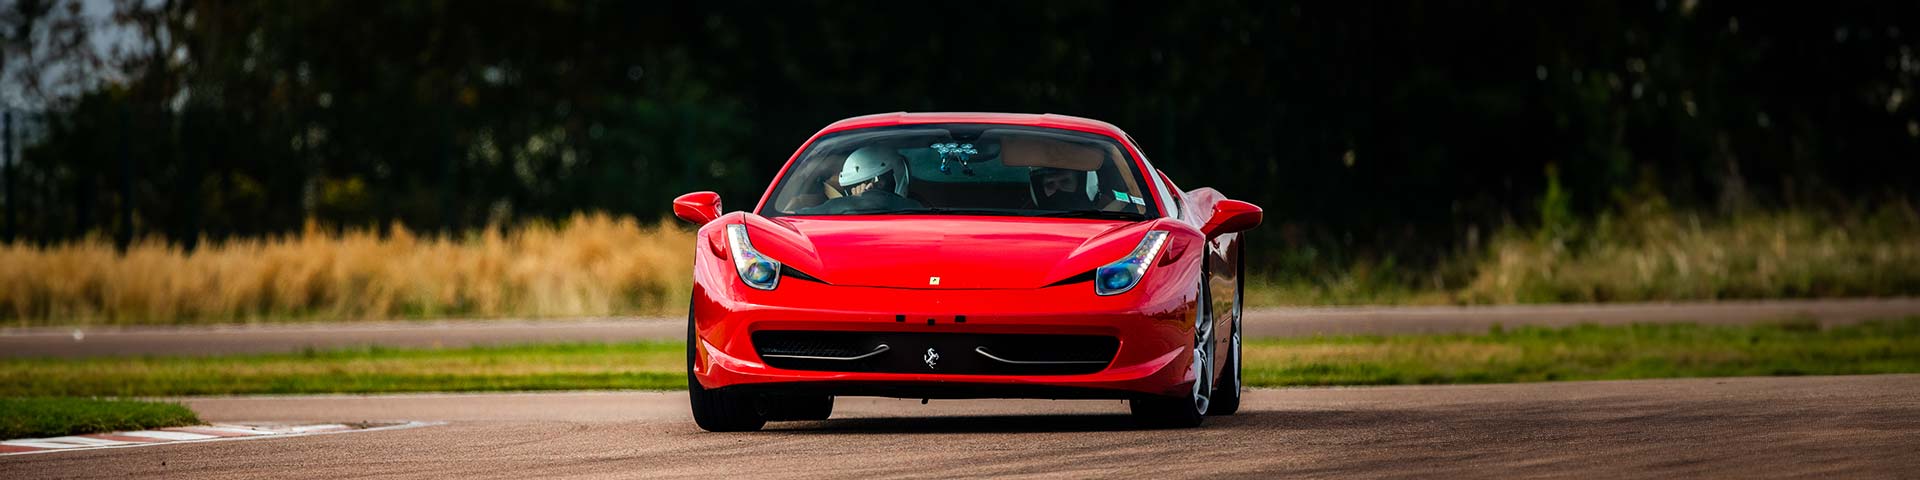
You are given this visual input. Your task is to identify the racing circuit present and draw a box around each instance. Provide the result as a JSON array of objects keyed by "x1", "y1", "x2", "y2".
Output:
[
  {"x1": 2, "y1": 376, "x2": 1915, "y2": 478},
  {"x1": 4, "y1": 300, "x2": 1918, "y2": 478}
]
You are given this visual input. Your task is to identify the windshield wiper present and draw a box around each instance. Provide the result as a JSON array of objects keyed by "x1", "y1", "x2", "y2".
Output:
[{"x1": 1037, "y1": 210, "x2": 1148, "y2": 221}]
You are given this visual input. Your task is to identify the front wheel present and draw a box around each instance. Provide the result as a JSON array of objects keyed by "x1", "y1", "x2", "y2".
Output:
[
  {"x1": 1130, "y1": 275, "x2": 1214, "y2": 428},
  {"x1": 1204, "y1": 317, "x2": 1242, "y2": 416},
  {"x1": 688, "y1": 308, "x2": 765, "y2": 432}
]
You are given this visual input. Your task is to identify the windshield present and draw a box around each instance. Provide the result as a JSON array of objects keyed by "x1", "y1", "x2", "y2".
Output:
[{"x1": 762, "y1": 124, "x2": 1161, "y2": 219}]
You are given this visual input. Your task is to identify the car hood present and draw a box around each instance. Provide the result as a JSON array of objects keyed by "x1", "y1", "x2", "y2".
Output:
[{"x1": 748, "y1": 215, "x2": 1153, "y2": 290}]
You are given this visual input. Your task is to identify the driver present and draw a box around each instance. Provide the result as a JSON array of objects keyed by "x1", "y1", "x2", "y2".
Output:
[
  {"x1": 796, "y1": 146, "x2": 924, "y2": 214},
  {"x1": 1031, "y1": 167, "x2": 1096, "y2": 211}
]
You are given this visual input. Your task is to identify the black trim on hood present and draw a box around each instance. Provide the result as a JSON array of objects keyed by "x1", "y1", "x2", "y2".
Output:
[
  {"x1": 1044, "y1": 270, "x2": 1096, "y2": 288},
  {"x1": 782, "y1": 265, "x2": 827, "y2": 284}
]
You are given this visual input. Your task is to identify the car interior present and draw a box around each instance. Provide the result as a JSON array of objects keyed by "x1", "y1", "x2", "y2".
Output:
[{"x1": 772, "y1": 128, "x2": 1152, "y2": 215}]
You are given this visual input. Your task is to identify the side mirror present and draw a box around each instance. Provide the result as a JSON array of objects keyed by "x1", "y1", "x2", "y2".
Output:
[
  {"x1": 1201, "y1": 199, "x2": 1263, "y2": 238},
  {"x1": 673, "y1": 191, "x2": 723, "y2": 225}
]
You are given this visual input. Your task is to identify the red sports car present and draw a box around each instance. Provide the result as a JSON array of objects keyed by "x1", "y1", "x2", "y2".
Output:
[{"x1": 672, "y1": 112, "x2": 1262, "y2": 431}]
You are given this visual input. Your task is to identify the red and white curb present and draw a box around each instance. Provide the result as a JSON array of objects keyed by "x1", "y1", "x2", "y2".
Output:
[{"x1": 0, "y1": 421, "x2": 435, "y2": 455}]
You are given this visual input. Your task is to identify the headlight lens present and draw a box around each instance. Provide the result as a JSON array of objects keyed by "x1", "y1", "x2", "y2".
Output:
[
  {"x1": 1095, "y1": 231, "x2": 1168, "y2": 296},
  {"x1": 726, "y1": 224, "x2": 780, "y2": 290}
]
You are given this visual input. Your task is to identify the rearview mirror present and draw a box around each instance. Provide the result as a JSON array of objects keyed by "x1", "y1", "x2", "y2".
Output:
[
  {"x1": 673, "y1": 191, "x2": 723, "y2": 225},
  {"x1": 1201, "y1": 199, "x2": 1263, "y2": 238}
]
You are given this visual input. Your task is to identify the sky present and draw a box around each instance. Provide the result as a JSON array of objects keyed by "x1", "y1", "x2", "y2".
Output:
[{"x1": 2, "y1": 0, "x2": 144, "y2": 112}]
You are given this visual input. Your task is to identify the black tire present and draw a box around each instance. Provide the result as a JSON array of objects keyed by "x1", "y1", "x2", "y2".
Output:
[
  {"x1": 1207, "y1": 243, "x2": 1245, "y2": 416},
  {"x1": 687, "y1": 307, "x2": 766, "y2": 432},
  {"x1": 1130, "y1": 393, "x2": 1206, "y2": 428},
  {"x1": 1130, "y1": 274, "x2": 1212, "y2": 429},
  {"x1": 1206, "y1": 341, "x2": 1241, "y2": 416},
  {"x1": 763, "y1": 395, "x2": 834, "y2": 421}
]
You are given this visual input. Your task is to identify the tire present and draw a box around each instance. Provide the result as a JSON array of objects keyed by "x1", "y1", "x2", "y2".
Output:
[
  {"x1": 763, "y1": 395, "x2": 834, "y2": 421},
  {"x1": 1130, "y1": 274, "x2": 1213, "y2": 429},
  {"x1": 1206, "y1": 242, "x2": 1245, "y2": 416},
  {"x1": 687, "y1": 306, "x2": 766, "y2": 432},
  {"x1": 1130, "y1": 393, "x2": 1205, "y2": 428}
]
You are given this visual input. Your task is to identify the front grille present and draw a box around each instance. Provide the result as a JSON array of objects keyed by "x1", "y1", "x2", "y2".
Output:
[{"x1": 752, "y1": 331, "x2": 1118, "y2": 375}]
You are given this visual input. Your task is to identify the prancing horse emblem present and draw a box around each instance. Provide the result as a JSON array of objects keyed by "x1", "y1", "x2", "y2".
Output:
[{"x1": 923, "y1": 348, "x2": 941, "y2": 369}]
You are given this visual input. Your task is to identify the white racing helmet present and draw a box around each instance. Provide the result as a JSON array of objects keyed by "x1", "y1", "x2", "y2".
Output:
[{"x1": 837, "y1": 146, "x2": 910, "y2": 195}]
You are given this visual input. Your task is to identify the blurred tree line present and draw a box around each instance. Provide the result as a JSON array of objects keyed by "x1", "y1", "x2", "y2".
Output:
[{"x1": 2, "y1": 0, "x2": 1916, "y2": 269}]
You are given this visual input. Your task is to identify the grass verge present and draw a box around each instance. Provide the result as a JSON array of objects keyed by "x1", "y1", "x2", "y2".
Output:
[
  {"x1": 0, "y1": 342, "x2": 687, "y2": 397},
  {"x1": 0, "y1": 398, "x2": 201, "y2": 439},
  {"x1": 1245, "y1": 317, "x2": 1920, "y2": 386},
  {"x1": 3, "y1": 318, "x2": 1916, "y2": 397}
]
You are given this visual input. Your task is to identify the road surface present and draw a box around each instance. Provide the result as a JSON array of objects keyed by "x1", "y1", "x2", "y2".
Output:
[
  {"x1": 4, "y1": 298, "x2": 1917, "y2": 358},
  {"x1": 3, "y1": 375, "x2": 1916, "y2": 478}
]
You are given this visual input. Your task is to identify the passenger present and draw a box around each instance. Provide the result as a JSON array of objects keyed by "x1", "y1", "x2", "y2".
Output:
[
  {"x1": 1032, "y1": 167, "x2": 1096, "y2": 211},
  {"x1": 797, "y1": 146, "x2": 924, "y2": 214}
]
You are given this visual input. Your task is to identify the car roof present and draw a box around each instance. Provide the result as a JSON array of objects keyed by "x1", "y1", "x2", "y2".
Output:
[{"x1": 817, "y1": 112, "x2": 1129, "y2": 139}]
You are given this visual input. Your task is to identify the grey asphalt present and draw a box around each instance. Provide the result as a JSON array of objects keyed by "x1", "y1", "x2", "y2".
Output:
[
  {"x1": 4, "y1": 298, "x2": 1917, "y2": 358},
  {"x1": 4, "y1": 375, "x2": 1917, "y2": 478}
]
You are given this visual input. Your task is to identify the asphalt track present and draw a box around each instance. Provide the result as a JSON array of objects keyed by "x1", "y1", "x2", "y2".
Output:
[
  {"x1": 6, "y1": 297, "x2": 1918, "y2": 358},
  {"x1": 3, "y1": 375, "x2": 1917, "y2": 478}
]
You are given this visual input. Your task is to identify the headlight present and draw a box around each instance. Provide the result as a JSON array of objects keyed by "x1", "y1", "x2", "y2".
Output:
[
  {"x1": 1095, "y1": 231, "x2": 1168, "y2": 296},
  {"x1": 726, "y1": 224, "x2": 780, "y2": 290}
]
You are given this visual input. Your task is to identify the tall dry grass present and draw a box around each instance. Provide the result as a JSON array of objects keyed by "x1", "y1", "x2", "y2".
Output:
[
  {"x1": 6, "y1": 202, "x2": 1918, "y2": 325},
  {"x1": 1248, "y1": 198, "x2": 1920, "y2": 306},
  {"x1": 0, "y1": 213, "x2": 693, "y2": 326},
  {"x1": 1460, "y1": 202, "x2": 1920, "y2": 303}
]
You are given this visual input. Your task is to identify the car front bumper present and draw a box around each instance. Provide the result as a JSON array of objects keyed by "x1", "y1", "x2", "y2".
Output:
[{"x1": 690, "y1": 273, "x2": 1202, "y2": 399}]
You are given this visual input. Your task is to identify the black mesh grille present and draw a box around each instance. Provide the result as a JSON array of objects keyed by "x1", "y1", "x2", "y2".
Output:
[{"x1": 754, "y1": 334, "x2": 869, "y2": 358}]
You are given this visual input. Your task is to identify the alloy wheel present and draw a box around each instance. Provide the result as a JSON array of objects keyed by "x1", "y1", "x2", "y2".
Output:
[{"x1": 1190, "y1": 280, "x2": 1215, "y2": 415}]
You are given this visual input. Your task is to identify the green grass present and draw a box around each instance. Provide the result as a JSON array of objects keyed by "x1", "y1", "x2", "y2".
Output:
[
  {"x1": 3, "y1": 319, "x2": 1916, "y2": 397},
  {"x1": 1245, "y1": 317, "x2": 1920, "y2": 386},
  {"x1": 0, "y1": 398, "x2": 202, "y2": 439},
  {"x1": 0, "y1": 342, "x2": 687, "y2": 397}
]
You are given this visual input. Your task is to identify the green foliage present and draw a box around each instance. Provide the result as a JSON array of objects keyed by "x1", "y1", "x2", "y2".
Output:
[
  {"x1": 0, "y1": 397, "x2": 201, "y2": 439},
  {"x1": 1536, "y1": 164, "x2": 1577, "y2": 243},
  {"x1": 3, "y1": 1, "x2": 1917, "y2": 269}
]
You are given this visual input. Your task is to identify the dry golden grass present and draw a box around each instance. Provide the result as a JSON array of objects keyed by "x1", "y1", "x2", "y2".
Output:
[
  {"x1": 1461, "y1": 204, "x2": 1920, "y2": 303},
  {"x1": 6, "y1": 200, "x2": 1916, "y2": 326},
  {"x1": 1251, "y1": 200, "x2": 1920, "y2": 306},
  {"x1": 0, "y1": 213, "x2": 693, "y2": 326}
]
